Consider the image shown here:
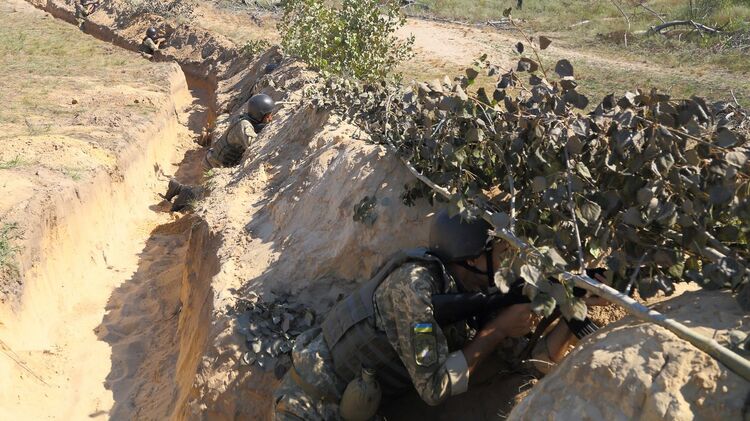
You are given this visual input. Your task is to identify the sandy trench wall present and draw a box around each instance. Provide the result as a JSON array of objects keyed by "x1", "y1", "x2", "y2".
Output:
[
  {"x1": 509, "y1": 290, "x2": 750, "y2": 421},
  {"x1": 1, "y1": 62, "x2": 189, "y2": 315},
  {"x1": 21, "y1": 2, "x2": 436, "y2": 417},
  {"x1": 177, "y1": 46, "x2": 440, "y2": 418}
]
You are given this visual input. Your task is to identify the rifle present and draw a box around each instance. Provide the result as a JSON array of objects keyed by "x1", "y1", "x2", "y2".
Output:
[{"x1": 431, "y1": 268, "x2": 607, "y2": 330}]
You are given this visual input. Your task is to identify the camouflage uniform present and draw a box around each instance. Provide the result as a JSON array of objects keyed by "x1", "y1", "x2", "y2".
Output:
[
  {"x1": 140, "y1": 37, "x2": 160, "y2": 56},
  {"x1": 202, "y1": 118, "x2": 258, "y2": 170},
  {"x1": 74, "y1": 0, "x2": 98, "y2": 28},
  {"x1": 273, "y1": 261, "x2": 475, "y2": 420}
]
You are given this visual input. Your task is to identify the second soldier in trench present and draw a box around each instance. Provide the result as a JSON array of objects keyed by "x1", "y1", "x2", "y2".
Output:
[{"x1": 163, "y1": 93, "x2": 276, "y2": 211}]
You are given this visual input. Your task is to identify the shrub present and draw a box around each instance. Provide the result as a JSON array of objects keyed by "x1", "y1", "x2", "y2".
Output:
[
  {"x1": 278, "y1": 0, "x2": 414, "y2": 80},
  {"x1": 241, "y1": 39, "x2": 271, "y2": 58},
  {"x1": 120, "y1": 0, "x2": 196, "y2": 20}
]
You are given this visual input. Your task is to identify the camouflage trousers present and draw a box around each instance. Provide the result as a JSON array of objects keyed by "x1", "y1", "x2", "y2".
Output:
[{"x1": 273, "y1": 328, "x2": 346, "y2": 421}]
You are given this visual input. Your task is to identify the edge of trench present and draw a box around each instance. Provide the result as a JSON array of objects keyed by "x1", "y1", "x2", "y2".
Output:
[{"x1": 1, "y1": 1, "x2": 243, "y2": 419}]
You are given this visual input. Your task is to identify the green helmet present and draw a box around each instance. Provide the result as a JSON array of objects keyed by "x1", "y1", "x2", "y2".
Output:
[
  {"x1": 429, "y1": 209, "x2": 491, "y2": 262},
  {"x1": 247, "y1": 94, "x2": 275, "y2": 123}
]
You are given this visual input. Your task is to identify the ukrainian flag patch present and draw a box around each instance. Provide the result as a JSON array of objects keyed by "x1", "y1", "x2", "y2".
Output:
[{"x1": 413, "y1": 323, "x2": 433, "y2": 333}]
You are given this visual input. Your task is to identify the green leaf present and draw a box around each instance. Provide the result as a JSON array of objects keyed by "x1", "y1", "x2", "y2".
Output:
[
  {"x1": 575, "y1": 162, "x2": 592, "y2": 179},
  {"x1": 577, "y1": 200, "x2": 601, "y2": 225},
  {"x1": 532, "y1": 176, "x2": 547, "y2": 193},
  {"x1": 538, "y1": 36, "x2": 552, "y2": 50},
  {"x1": 491, "y1": 212, "x2": 510, "y2": 230},
  {"x1": 531, "y1": 293, "x2": 556, "y2": 317},
  {"x1": 520, "y1": 264, "x2": 543, "y2": 286},
  {"x1": 560, "y1": 297, "x2": 587, "y2": 321},
  {"x1": 494, "y1": 270, "x2": 511, "y2": 294},
  {"x1": 465, "y1": 67, "x2": 479, "y2": 81}
]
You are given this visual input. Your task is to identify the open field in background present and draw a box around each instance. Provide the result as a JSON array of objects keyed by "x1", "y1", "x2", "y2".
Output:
[
  {"x1": 204, "y1": 0, "x2": 750, "y2": 106},
  {"x1": 0, "y1": 7, "x2": 161, "y2": 140},
  {"x1": 0, "y1": 1, "x2": 171, "y2": 186},
  {"x1": 404, "y1": 0, "x2": 750, "y2": 102}
]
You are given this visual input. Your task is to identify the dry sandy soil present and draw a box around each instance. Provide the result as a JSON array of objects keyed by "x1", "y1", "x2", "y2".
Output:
[
  {"x1": 1, "y1": 1, "x2": 748, "y2": 420},
  {"x1": 0, "y1": 0, "x2": 210, "y2": 418}
]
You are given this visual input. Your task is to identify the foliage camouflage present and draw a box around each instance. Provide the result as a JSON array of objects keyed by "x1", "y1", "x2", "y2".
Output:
[
  {"x1": 120, "y1": 0, "x2": 196, "y2": 20},
  {"x1": 241, "y1": 39, "x2": 271, "y2": 59},
  {"x1": 310, "y1": 37, "x2": 750, "y2": 317},
  {"x1": 278, "y1": 0, "x2": 414, "y2": 81}
]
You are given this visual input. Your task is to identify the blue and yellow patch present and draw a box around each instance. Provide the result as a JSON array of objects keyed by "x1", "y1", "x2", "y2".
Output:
[
  {"x1": 413, "y1": 322, "x2": 437, "y2": 367},
  {"x1": 413, "y1": 323, "x2": 433, "y2": 333}
]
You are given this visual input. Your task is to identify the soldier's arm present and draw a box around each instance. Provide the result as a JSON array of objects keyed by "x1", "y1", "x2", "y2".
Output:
[
  {"x1": 238, "y1": 119, "x2": 257, "y2": 148},
  {"x1": 374, "y1": 264, "x2": 469, "y2": 406}
]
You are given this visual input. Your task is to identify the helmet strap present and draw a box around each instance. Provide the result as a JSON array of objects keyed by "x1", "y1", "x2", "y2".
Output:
[
  {"x1": 456, "y1": 246, "x2": 495, "y2": 289},
  {"x1": 485, "y1": 248, "x2": 495, "y2": 289}
]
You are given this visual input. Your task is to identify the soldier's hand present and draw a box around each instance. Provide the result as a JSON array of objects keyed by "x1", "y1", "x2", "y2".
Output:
[{"x1": 488, "y1": 303, "x2": 535, "y2": 338}]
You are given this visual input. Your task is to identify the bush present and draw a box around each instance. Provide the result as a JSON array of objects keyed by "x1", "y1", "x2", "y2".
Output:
[
  {"x1": 241, "y1": 39, "x2": 271, "y2": 58},
  {"x1": 121, "y1": 0, "x2": 196, "y2": 20},
  {"x1": 278, "y1": 0, "x2": 414, "y2": 80}
]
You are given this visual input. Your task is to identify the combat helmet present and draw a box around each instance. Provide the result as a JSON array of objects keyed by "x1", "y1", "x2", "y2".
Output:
[
  {"x1": 247, "y1": 94, "x2": 275, "y2": 123},
  {"x1": 429, "y1": 209, "x2": 491, "y2": 262},
  {"x1": 430, "y1": 209, "x2": 496, "y2": 287},
  {"x1": 146, "y1": 27, "x2": 158, "y2": 40}
]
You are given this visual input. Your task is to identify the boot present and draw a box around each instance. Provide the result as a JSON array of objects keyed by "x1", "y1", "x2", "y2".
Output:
[
  {"x1": 171, "y1": 186, "x2": 204, "y2": 212},
  {"x1": 164, "y1": 178, "x2": 183, "y2": 202}
]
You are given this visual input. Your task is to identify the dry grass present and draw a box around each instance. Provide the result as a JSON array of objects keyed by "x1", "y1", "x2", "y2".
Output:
[
  {"x1": 0, "y1": 7, "x2": 158, "y2": 137},
  {"x1": 0, "y1": 223, "x2": 20, "y2": 276}
]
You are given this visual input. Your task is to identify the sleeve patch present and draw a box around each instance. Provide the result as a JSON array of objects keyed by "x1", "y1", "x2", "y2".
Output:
[
  {"x1": 413, "y1": 322, "x2": 438, "y2": 367},
  {"x1": 413, "y1": 323, "x2": 433, "y2": 333}
]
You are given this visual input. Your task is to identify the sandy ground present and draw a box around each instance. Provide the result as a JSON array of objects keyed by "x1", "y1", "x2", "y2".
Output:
[{"x1": 0, "y1": 1, "x2": 211, "y2": 418}]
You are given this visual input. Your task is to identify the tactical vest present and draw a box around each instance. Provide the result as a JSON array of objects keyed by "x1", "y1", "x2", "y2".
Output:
[
  {"x1": 203, "y1": 118, "x2": 261, "y2": 169},
  {"x1": 320, "y1": 248, "x2": 452, "y2": 394}
]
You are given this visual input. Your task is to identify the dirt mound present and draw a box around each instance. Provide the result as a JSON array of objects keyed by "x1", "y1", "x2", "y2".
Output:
[
  {"x1": 171, "y1": 43, "x2": 440, "y2": 417},
  {"x1": 509, "y1": 290, "x2": 750, "y2": 421}
]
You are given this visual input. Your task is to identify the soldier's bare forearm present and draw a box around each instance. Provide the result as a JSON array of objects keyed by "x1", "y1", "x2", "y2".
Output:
[{"x1": 462, "y1": 323, "x2": 507, "y2": 375}]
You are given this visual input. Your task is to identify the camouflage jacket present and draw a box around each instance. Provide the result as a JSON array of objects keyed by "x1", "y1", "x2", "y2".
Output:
[
  {"x1": 274, "y1": 261, "x2": 473, "y2": 420},
  {"x1": 203, "y1": 118, "x2": 257, "y2": 170}
]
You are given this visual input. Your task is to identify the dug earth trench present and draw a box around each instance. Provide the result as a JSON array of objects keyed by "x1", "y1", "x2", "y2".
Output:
[
  {"x1": 5, "y1": 1, "x2": 750, "y2": 420},
  {"x1": 1, "y1": 0, "x2": 214, "y2": 418}
]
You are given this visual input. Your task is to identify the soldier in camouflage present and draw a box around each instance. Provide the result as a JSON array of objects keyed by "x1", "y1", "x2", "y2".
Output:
[
  {"x1": 163, "y1": 94, "x2": 275, "y2": 212},
  {"x1": 74, "y1": 0, "x2": 99, "y2": 29},
  {"x1": 139, "y1": 27, "x2": 165, "y2": 59},
  {"x1": 273, "y1": 210, "x2": 587, "y2": 420}
]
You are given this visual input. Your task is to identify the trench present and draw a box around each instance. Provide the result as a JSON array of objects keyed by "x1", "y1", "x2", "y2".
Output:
[{"x1": 0, "y1": 42, "x2": 219, "y2": 420}]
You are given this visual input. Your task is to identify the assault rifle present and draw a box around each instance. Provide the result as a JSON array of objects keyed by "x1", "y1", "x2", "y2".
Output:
[{"x1": 431, "y1": 268, "x2": 606, "y2": 338}]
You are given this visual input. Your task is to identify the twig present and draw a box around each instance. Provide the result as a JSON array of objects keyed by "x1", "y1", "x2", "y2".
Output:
[
  {"x1": 562, "y1": 145, "x2": 585, "y2": 273},
  {"x1": 648, "y1": 20, "x2": 721, "y2": 35},
  {"x1": 633, "y1": 115, "x2": 729, "y2": 151},
  {"x1": 730, "y1": 89, "x2": 741, "y2": 107},
  {"x1": 610, "y1": 0, "x2": 631, "y2": 47},
  {"x1": 393, "y1": 156, "x2": 750, "y2": 382},
  {"x1": 624, "y1": 251, "x2": 649, "y2": 296},
  {"x1": 638, "y1": 2, "x2": 666, "y2": 24},
  {"x1": 0, "y1": 339, "x2": 50, "y2": 386},
  {"x1": 508, "y1": 17, "x2": 549, "y2": 79}
]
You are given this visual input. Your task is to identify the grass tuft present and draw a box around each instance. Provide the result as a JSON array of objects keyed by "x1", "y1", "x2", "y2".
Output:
[
  {"x1": 0, "y1": 155, "x2": 26, "y2": 170},
  {"x1": 0, "y1": 223, "x2": 21, "y2": 276}
]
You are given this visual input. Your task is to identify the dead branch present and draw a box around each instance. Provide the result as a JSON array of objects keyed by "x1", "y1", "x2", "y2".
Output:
[
  {"x1": 392, "y1": 155, "x2": 750, "y2": 382},
  {"x1": 648, "y1": 20, "x2": 721, "y2": 35},
  {"x1": 637, "y1": 2, "x2": 666, "y2": 24},
  {"x1": 610, "y1": 0, "x2": 631, "y2": 47}
]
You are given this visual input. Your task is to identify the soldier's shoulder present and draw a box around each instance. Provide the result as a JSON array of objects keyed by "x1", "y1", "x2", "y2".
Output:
[{"x1": 381, "y1": 261, "x2": 440, "y2": 292}]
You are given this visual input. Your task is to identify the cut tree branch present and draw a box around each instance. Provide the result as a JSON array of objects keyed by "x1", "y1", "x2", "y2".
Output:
[
  {"x1": 648, "y1": 20, "x2": 721, "y2": 35},
  {"x1": 392, "y1": 154, "x2": 750, "y2": 382}
]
